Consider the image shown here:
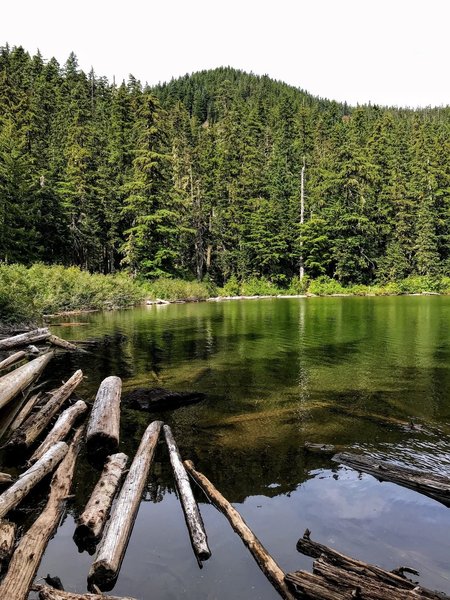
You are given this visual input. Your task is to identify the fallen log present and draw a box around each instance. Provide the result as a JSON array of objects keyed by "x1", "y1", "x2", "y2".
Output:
[
  {"x1": 304, "y1": 443, "x2": 339, "y2": 455},
  {"x1": 74, "y1": 452, "x2": 128, "y2": 546},
  {"x1": 163, "y1": 425, "x2": 210, "y2": 561},
  {"x1": 86, "y1": 376, "x2": 121, "y2": 457},
  {"x1": 332, "y1": 452, "x2": 450, "y2": 508},
  {"x1": 29, "y1": 400, "x2": 88, "y2": 464},
  {"x1": 48, "y1": 335, "x2": 78, "y2": 351},
  {"x1": 6, "y1": 369, "x2": 83, "y2": 451},
  {"x1": 0, "y1": 441, "x2": 68, "y2": 518},
  {"x1": 122, "y1": 387, "x2": 205, "y2": 411},
  {"x1": 184, "y1": 459, "x2": 295, "y2": 600},
  {"x1": 0, "y1": 519, "x2": 16, "y2": 562},
  {"x1": 0, "y1": 353, "x2": 52, "y2": 411},
  {"x1": 88, "y1": 420, "x2": 163, "y2": 589},
  {"x1": 0, "y1": 351, "x2": 26, "y2": 371},
  {"x1": 0, "y1": 427, "x2": 83, "y2": 600},
  {"x1": 33, "y1": 583, "x2": 138, "y2": 600},
  {"x1": 0, "y1": 328, "x2": 50, "y2": 351},
  {"x1": 8, "y1": 392, "x2": 42, "y2": 432},
  {"x1": 0, "y1": 473, "x2": 13, "y2": 485}
]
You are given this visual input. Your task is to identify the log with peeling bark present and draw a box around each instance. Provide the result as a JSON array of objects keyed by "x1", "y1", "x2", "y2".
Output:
[
  {"x1": 74, "y1": 452, "x2": 128, "y2": 547},
  {"x1": 48, "y1": 335, "x2": 78, "y2": 351},
  {"x1": 6, "y1": 369, "x2": 83, "y2": 451},
  {"x1": 29, "y1": 400, "x2": 88, "y2": 464},
  {"x1": 0, "y1": 351, "x2": 26, "y2": 371},
  {"x1": 32, "y1": 584, "x2": 137, "y2": 600},
  {"x1": 332, "y1": 452, "x2": 450, "y2": 508},
  {"x1": 0, "y1": 328, "x2": 50, "y2": 350},
  {"x1": 0, "y1": 427, "x2": 83, "y2": 600},
  {"x1": 163, "y1": 425, "x2": 210, "y2": 561},
  {"x1": 8, "y1": 392, "x2": 42, "y2": 432},
  {"x1": 184, "y1": 459, "x2": 295, "y2": 600},
  {"x1": 0, "y1": 353, "x2": 52, "y2": 411},
  {"x1": 86, "y1": 376, "x2": 121, "y2": 457},
  {"x1": 88, "y1": 420, "x2": 163, "y2": 589},
  {"x1": 0, "y1": 441, "x2": 68, "y2": 518},
  {"x1": 0, "y1": 519, "x2": 16, "y2": 562}
]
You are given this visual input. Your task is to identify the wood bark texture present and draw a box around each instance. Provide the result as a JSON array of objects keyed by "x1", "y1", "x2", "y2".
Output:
[
  {"x1": 184, "y1": 460, "x2": 295, "y2": 600},
  {"x1": 0, "y1": 441, "x2": 68, "y2": 518},
  {"x1": 163, "y1": 425, "x2": 210, "y2": 561},
  {"x1": 0, "y1": 353, "x2": 52, "y2": 411},
  {"x1": 0, "y1": 519, "x2": 16, "y2": 561},
  {"x1": 88, "y1": 420, "x2": 163, "y2": 588},
  {"x1": 33, "y1": 584, "x2": 137, "y2": 600},
  {"x1": 8, "y1": 392, "x2": 42, "y2": 432},
  {"x1": 48, "y1": 335, "x2": 78, "y2": 351},
  {"x1": 0, "y1": 351, "x2": 26, "y2": 371},
  {"x1": 0, "y1": 329, "x2": 50, "y2": 350},
  {"x1": 86, "y1": 376, "x2": 121, "y2": 456},
  {"x1": 0, "y1": 427, "x2": 83, "y2": 600}
]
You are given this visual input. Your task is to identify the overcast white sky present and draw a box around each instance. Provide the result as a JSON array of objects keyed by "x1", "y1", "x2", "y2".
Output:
[{"x1": 2, "y1": 0, "x2": 449, "y2": 107}]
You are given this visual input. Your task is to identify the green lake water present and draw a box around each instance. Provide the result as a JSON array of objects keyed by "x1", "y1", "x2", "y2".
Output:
[{"x1": 25, "y1": 296, "x2": 450, "y2": 598}]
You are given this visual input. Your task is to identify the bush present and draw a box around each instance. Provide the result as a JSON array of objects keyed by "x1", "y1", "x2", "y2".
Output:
[
  {"x1": 146, "y1": 278, "x2": 211, "y2": 301},
  {"x1": 239, "y1": 277, "x2": 280, "y2": 296},
  {"x1": 398, "y1": 275, "x2": 441, "y2": 294},
  {"x1": 308, "y1": 276, "x2": 347, "y2": 296},
  {"x1": 286, "y1": 275, "x2": 310, "y2": 295},
  {"x1": 220, "y1": 274, "x2": 241, "y2": 296}
]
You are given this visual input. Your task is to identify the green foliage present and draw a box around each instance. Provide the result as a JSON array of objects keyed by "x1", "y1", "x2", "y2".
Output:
[
  {"x1": 287, "y1": 275, "x2": 310, "y2": 295},
  {"x1": 397, "y1": 275, "x2": 442, "y2": 294},
  {"x1": 239, "y1": 277, "x2": 281, "y2": 296},
  {"x1": 308, "y1": 276, "x2": 347, "y2": 296},
  {"x1": 144, "y1": 278, "x2": 212, "y2": 301},
  {"x1": 220, "y1": 274, "x2": 241, "y2": 296}
]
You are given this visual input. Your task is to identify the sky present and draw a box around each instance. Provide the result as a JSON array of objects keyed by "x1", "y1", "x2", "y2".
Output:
[{"x1": 2, "y1": 0, "x2": 449, "y2": 108}]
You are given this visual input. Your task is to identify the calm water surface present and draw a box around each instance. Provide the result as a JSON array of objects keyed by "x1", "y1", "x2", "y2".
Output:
[{"x1": 26, "y1": 297, "x2": 450, "y2": 598}]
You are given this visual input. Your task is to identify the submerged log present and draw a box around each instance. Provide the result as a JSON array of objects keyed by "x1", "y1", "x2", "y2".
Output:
[
  {"x1": 0, "y1": 351, "x2": 26, "y2": 371},
  {"x1": 122, "y1": 387, "x2": 205, "y2": 411},
  {"x1": 33, "y1": 584, "x2": 137, "y2": 600},
  {"x1": 74, "y1": 452, "x2": 128, "y2": 546},
  {"x1": 0, "y1": 441, "x2": 68, "y2": 518},
  {"x1": 304, "y1": 443, "x2": 339, "y2": 455},
  {"x1": 29, "y1": 400, "x2": 88, "y2": 464},
  {"x1": 0, "y1": 353, "x2": 52, "y2": 411},
  {"x1": 48, "y1": 335, "x2": 78, "y2": 351},
  {"x1": 184, "y1": 460, "x2": 295, "y2": 600},
  {"x1": 0, "y1": 328, "x2": 50, "y2": 351},
  {"x1": 163, "y1": 425, "x2": 210, "y2": 561},
  {"x1": 332, "y1": 452, "x2": 450, "y2": 508},
  {"x1": 8, "y1": 392, "x2": 42, "y2": 432},
  {"x1": 86, "y1": 376, "x2": 121, "y2": 457},
  {"x1": 88, "y1": 420, "x2": 163, "y2": 588},
  {"x1": 7, "y1": 369, "x2": 83, "y2": 451},
  {"x1": 0, "y1": 519, "x2": 16, "y2": 562},
  {"x1": 0, "y1": 427, "x2": 83, "y2": 600}
]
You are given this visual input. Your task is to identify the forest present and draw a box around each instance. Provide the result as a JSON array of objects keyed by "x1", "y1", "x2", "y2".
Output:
[{"x1": 0, "y1": 44, "x2": 449, "y2": 288}]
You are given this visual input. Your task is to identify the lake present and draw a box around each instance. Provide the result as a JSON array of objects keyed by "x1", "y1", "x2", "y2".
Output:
[{"x1": 30, "y1": 296, "x2": 450, "y2": 598}]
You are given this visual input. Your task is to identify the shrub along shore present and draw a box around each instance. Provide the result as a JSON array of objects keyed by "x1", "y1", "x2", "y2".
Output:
[{"x1": 0, "y1": 264, "x2": 449, "y2": 326}]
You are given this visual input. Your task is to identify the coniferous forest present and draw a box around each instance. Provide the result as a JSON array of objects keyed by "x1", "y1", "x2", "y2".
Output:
[{"x1": 1, "y1": 44, "x2": 449, "y2": 288}]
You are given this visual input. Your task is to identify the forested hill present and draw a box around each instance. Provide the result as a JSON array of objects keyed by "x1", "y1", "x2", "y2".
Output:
[{"x1": 1, "y1": 45, "x2": 449, "y2": 286}]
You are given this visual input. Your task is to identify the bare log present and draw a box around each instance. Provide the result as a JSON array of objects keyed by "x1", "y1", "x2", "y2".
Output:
[
  {"x1": 0, "y1": 473, "x2": 13, "y2": 485},
  {"x1": 0, "y1": 353, "x2": 52, "y2": 411},
  {"x1": 0, "y1": 328, "x2": 50, "y2": 350},
  {"x1": 29, "y1": 400, "x2": 88, "y2": 464},
  {"x1": 88, "y1": 420, "x2": 163, "y2": 588},
  {"x1": 0, "y1": 441, "x2": 68, "y2": 518},
  {"x1": 163, "y1": 425, "x2": 210, "y2": 561},
  {"x1": 8, "y1": 392, "x2": 42, "y2": 432},
  {"x1": 0, "y1": 427, "x2": 83, "y2": 600},
  {"x1": 332, "y1": 452, "x2": 450, "y2": 508},
  {"x1": 0, "y1": 519, "x2": 16, "y2": 561},
  {"x1": 74, "y1": 452, "x2": 128, "y2": 545},
  {"x1": 86, "y1": 376, "x2": 121, "y2": 457},
  {"x1": 0, "y1": 351, "x2": 26, "y2": 371},
  {"x1": 33, "y1": 583, "x2": 137, "y2": 600},
  {"x1": 6, "y1": 369, "x2": 83, "y2": 451},
  {"x1": 48, "y1": 335, "x2": 78, "y2": 351},
  {"x1": 184, "y1": 460, "x2": 295, "y2": 600}
]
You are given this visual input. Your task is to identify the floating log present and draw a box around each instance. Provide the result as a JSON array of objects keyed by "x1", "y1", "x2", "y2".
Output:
[
  {"x1": 0, "y1": 519, "x2": 16, "y2": 562},
  {"x1": 8, "y1": 392, "x2": 42, "y2": 432},
  {"x1": 29, "y1": 400, "x2": 88, "y2": 464},
  {"x1": 48, "y1": 335, "x2": 78, "y2": 351},
  {"x1": 332, "y1": 452, "x2": 450, "y2": 508},
  {"x1": 122, "y1": 386, "x2": 205, "y2": 411},
  {"x1": 0, "y1": 427, "x2": 83, "y2": 600},
  {"x1": 0, "y1": 351, "x2": 26, "y2": 371},
  {"x1": 33, "y1": 583, "x2": 138, "y2": 600},
  {"x1": 7, "y1": 369, "x2": 83, "y2": 451},
  {"x1": 88, "y1": 420, "x2": 163, "y2": 588},
  {"x1": 86, "y1": 376, "x2": 121, "y2": 457},
  {"x1": 74, "y1": 452, "x2": 128, "y2": 546},
  {"x1": 304, "y1": 442, "x2": 339, "y2": 455},
  {"x1": 0, "y1": 353, "x2": 52, "y2": 411},
  {"x1": 0, "y1": 473, "x2": 13, "y2": 485},
  {"x1": 0, "y1": 441, "x2": 68, "y2": 518},
  {"x1": 184, "y1": 460, "x2": 295, "y2": 600},
  {"x1": 0, "y1": 328, "x2": 50, "y2": 351},
  {"x1": 163, "y1": 425, "x2": 210, "y2": 561}
]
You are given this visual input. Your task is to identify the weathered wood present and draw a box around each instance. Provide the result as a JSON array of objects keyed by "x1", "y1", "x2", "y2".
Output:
[
  {"x1": 88, "y1": 420, "x2": 163, "y2": 588},
  {"x1": 6, "y1": 369, "x2": 83, "y2": 451},
  {"x1": 0, "y1": 519, "x2": 16, "y2": 561},
  {"x1": 163, "y1": 425, "x2": 210, "y2": 561},
  {"x1": 48, "y1": 335, "x2": 78, "y2": 351},
  {"x1": 0, "y1": 473, "x2": 13, "y2": 485},
  {"x1": 8, "y1": 392, "x2": 42, "y2": 432},
  {"x1": 333, "y1": 452, "x2": 450, "y2": 507},
  {"x1": 29, "y1": 400, "x2": 88, "y2": 464},
  {"x1": 74, "y1": 452, "x2": 128, "y2": 545},
  {"x1": 0, "y1": 351, "x2": 26, "y2": 371},
  {"x1": 0, "y1": 427, "x2": 83, "y2": 600},
  {"x1": 0, "y1": 441, "x2": 68, "y2": 518},
  {"x1": 86, "y1": 376, "x2": 121, "y2": 456},
  {"x1": 0, "y1": 328, "x2": 50, "y2": 350},
  {"x1": 304, "y1": 442, "x2": 339, "y2": 455},
  {"x1": 184, "y1": 459, "x2": 295, "y2": 600},
  {"x1": 0, "y1": 353, "x2": 52, "y2": 411},
  {"x1": 33, "y1": 583, "x2": 137, "y2": 600}
]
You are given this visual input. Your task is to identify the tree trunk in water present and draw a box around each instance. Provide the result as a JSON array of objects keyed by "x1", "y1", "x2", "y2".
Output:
[
  {"x1": 0, "y1": 351, "x2": 26, "y2": 371},
  {"x1": 0, "y1": 329, "x2": 50, "y2": 350},
  {"x1": 86, "y1": 376, "x2": 121, "y2": 457},
  {"x1": 0, "y1": 519, "x2": 16, "y2": 561},
  {"x1": 8, "y1": 392, "x2": 42, "y2": 432},
  {"x1": 32, "y1": 584, "x2": 137, "y2": 600},
  {"x1": 48, "y1": 335, "x2": 78, "y2": 351},
  {"x1": 0, "y1": 353, "x2": 52, "y2": 411}
]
